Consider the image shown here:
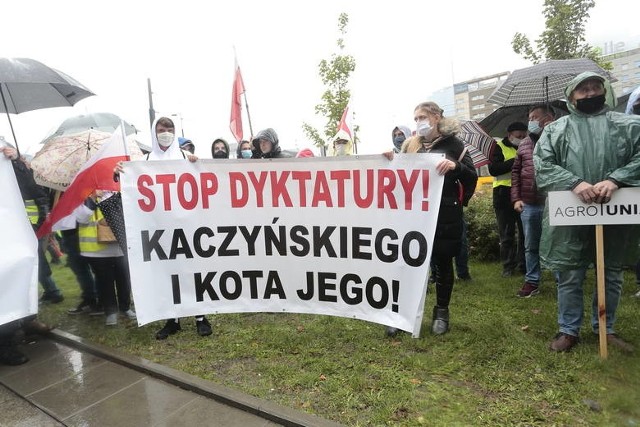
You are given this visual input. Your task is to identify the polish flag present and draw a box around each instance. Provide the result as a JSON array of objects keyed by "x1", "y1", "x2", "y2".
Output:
[
  {"x1": 36, "y1": 127, "x2": 129, "y2": 238},
  {"x1": 336, "y1": 103, "x2": 353, "y2": 140},
  {"x1": 229, "y1": 61, "x2": 245, "y2": 143}
]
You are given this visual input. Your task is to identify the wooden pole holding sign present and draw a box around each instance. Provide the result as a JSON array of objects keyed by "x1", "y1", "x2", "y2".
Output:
[{"x1": 595, "y1": 224, "x2": 607, "y2": 359}]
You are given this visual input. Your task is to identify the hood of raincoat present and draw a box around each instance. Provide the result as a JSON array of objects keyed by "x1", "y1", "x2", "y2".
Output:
[
  {"x1": 211, "y1": 138, "x2": 230, "y2": 158},
  {"x1": 148, "y1": 116, "x2": 184, "y2": 161},
  {"x1": 252, "y1": 128, "x2": 282, "y2": 158},
  {"x1": 565, "y1": 72, "x2": 617, "y2": 117},
  {"x1": 626, "y1": 85, "x2": 640, "y2": 115},
  {"x1": 391, "y1": 125, "x2": 412, "y2": 141},
  {"x1": 331, "y1": 129, "x2": 353, "y2": 156}
]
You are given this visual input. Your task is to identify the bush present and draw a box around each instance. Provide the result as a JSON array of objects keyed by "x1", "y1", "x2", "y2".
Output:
[{"x1": 465, "y1": 187, "x2": 499, "y2": 262}]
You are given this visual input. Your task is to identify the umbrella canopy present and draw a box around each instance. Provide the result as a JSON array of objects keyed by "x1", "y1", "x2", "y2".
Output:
[
  {"x1": 457, "y1": 120, "x2": 496, "y2": 168},
  {"x1": 481, "y1": 93, "x2": 631, "y2": 137},
  {"x1": 487, "y1": 58, "x2": 615, "y2": 107},
  {"x1": 30, "y1": 129, "x2": 143, "y2": 191},
  {"x1": 46, "y1": 112, "x2": 137, "y2": 138},
  {"x1": 480, "y1": 100, "x2": 569, "y2": 137},
  {"x1": 0, "y1": 57, "x2": 94, "y2": 154}
]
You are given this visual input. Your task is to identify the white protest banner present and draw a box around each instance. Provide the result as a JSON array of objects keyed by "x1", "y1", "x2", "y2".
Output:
[
  {"x1": 121, "y1": 154, "x2": 444, "y2": 337},
  {"x1": 548, "y1": 187, "x2": 640, "y2": 226},
  {"x1": 0, "y1": 157, "x2": 39, "y2": 326}
]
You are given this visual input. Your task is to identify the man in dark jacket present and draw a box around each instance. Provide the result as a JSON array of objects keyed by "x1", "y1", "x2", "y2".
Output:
[
  {"x1": 489, "y1": 121, "x2": 527, "y2": 277},
  {"x1": 10, "y1": 153, "x2": 64, "y2": 304},
  {"x1": 511, "y1": 105, "x2": 555, "y2": 298},
  {"x1": 252, "y1": 128, "x2": 292, "y2": 159}
]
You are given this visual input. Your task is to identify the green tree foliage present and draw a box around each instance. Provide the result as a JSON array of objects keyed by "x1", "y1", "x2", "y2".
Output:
[
  {"x1": 512, "y1": 0, "x2": 612, "y2": 69},
  {"x1": 303, "y1": 13, "x2": 356, "y2": 151}
]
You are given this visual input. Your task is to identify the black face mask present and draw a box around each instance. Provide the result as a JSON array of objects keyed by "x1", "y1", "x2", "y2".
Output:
[
  {"x1": 213, "y1": 150, "x2": 228, "y2": 159},
  {"x1": 575, "y1": 94, "x2": 606, "y2": 114},
  {"x1": 633, "y1": 104, "x2": 640, "y2": 115}
]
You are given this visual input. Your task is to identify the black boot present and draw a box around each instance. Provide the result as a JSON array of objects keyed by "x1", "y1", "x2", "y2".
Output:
[
  {"x1": 431, "y1": 306, "x2": 449, "y2": 335},
  {"x1": 385, "y1": 326, "x2": 399, "y2": 337},
  {"x1": 155, "y1": 319, "x2": 181, "y2": 340}
]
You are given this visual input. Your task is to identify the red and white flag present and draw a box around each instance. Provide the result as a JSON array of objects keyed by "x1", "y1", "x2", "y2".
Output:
[
  {"x1": 36, "y1": 126, "x2": 129, "y2": 238},
  {"x1": 336, "y1": 102, "x2": 354, "y2": 141},
  {"x1": 229, "y1": 61, "x2": 246, "y2": 143}
]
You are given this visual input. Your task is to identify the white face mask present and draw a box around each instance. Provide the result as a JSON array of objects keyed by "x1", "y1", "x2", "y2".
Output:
[
  {"x1": 157, "y1": 132, "x2": 175, "y2": 147},
  {"x1": 510, "y1": 137, "x2": 522, "y2": 146},
  {"x1": 416, "y1": 121, "x2": 432, "y2": 137},
  {"x1": 335, "y1": 144, "x2": 347, "y2": 156}
]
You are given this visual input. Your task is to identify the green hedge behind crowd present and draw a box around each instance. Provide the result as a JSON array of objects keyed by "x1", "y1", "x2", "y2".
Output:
[{"x1": 466, "y1": 186, "x2": 500, "y2": 262}]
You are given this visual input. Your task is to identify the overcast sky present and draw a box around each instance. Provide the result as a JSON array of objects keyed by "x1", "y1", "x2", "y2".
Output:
[{"x1": 2, "y1": 0, "x2": 639, "y2": 158}]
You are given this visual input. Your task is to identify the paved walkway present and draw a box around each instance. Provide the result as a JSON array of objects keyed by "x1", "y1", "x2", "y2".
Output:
[{"x1": 0, "y1": 330, "x2": 342, "y2": 427}]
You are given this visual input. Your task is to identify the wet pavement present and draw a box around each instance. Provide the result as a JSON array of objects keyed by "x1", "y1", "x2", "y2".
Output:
[{"x1": 0, "y1": 330, "x2": 342, "y2": 427}]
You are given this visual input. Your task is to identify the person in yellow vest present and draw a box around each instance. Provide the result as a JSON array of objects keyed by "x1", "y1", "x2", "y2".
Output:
[
  {"x1": 76, "y1": 191, "x2": 135, "y2": 326},
  {"x1": 488, "y1": 121, "x2": 527, "y2": 277}
]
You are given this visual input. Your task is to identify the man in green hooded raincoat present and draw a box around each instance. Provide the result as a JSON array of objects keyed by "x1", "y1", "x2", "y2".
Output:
[{"x1": 534, "y1": 71, "x2": 640, "y2": 353}]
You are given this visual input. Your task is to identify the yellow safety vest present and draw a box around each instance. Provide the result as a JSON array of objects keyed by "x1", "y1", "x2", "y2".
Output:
[
  {"x1": 25, "y1": 199, "x2": 39, "y2": 225},
  {"x1": 79, "y1": 209, "x2": 109, "y2": 253},
  {"x1": 493, "y1": 140, "x2": 517, "y2": 188}
]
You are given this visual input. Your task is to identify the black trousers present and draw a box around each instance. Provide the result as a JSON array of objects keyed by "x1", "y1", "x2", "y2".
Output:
[
  {"x1": 431, "y1": 253, "x2": 454, "y2": 308},
  {"x1": 493, "y1": 186, "x2": 525, "y2": 273},
  {"x1": 86, "y1": 256, "x2": 131, "y2": 315}
]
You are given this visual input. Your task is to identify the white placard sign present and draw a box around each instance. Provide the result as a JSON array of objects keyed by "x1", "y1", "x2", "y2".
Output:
[
  {"x1": 121, "y1": 154, "x2": 445, "y2": 337},
  {"x1": 548, "y1": 187, "x2": 640, "y2": 226}
]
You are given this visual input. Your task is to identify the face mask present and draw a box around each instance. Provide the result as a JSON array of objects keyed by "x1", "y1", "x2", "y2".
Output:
[
  {"x1": 509, "y1": 137, "x2": 522, "y2": 146},
  {"x1": 335, "y1": 144, "x2": 347, "y2": 156},
  {"x1": 157, "y1": 132, "x2": 174, "y2": 147},
  {"x1": 633, "y1": 104, "x2": 640, "y2": 115},
  {"x1": 240, "y1": 149, "x2": 252, "y2": 158},
  {"x1": 527, "y1": 120, "x2": 542, "y2": 135},
  {"x1": 575, "y1": 94, "x2": 606, "y2": 114},
  {"x1": 213, "y1": 150, "x2": 228, "y2": 159},
  {"x1": 416, "y1": 121, "x2": 432, "y2": 137},
  {"x1": 393, "y1": 135, "x2": 405, "y2": 149}
]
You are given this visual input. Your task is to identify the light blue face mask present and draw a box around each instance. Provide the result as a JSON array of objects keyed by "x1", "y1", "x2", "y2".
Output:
[
  {"x1": 527, "y1": 120, "x2": 542, "y2": 135},
  {"x1": 240, "y1": 149, "x2": 252, "y2": 158}
]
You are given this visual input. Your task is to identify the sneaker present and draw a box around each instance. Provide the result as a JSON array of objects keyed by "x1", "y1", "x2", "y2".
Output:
[
  {"x1": 549, "y1": 332, "x2": 579, "y2": 352},
  {"x1": 121, "y1": 309, "x2": 137, "y2": 320},
  {"x1": 156, "y1": 319, "x2": 181, "y2": 340},
  {"x1": 0, "y1": 345, "x2": 29, "y2": 366},
  {"x1": 457, "y1": 274, "x2": 472, "y2": 282},
  {"x1": 39, "y1": 293, "x2": 64, "y2": 304},
  {"x1": 501, "y1": 270, "x2": 513, "y2": 278},
  {"x1": 632, "y1": 289, "x2": 640, "y2": 298},
  {"x1": 88, "y1": 305, "x2": 105, "y2": 316},
  {"x1": 105, "y1": 313, "x2": 118, "y2": 326},
  {"x1": 517, "y1": 282, "x2": 540, "y2": 298},
  {"x1": 67, "y1": 301, "x2": 92, "y2": 315},
  {"x1": 196, "y1": 318, "x2": 212, "y2": 337}
]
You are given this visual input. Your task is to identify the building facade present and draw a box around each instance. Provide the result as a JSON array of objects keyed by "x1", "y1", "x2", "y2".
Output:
[{"x1": 603, "y1": 47, "x2": 640, "y2": 96}]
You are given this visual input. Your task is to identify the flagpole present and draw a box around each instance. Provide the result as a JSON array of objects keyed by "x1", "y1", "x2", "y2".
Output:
[
  {"x1": 119, "y1": 120, "x2": 129, "y2": 160},
  {"x1": 243, "y1": 90, "x2": 254, "y2": 139}
]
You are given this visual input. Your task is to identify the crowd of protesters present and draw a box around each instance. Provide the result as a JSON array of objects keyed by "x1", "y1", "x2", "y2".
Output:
[{"x1": 2, "y1": 75, "x2": 640, "y2": 366}]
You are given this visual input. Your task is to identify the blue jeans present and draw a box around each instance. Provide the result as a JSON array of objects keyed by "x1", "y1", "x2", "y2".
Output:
[
  {"x1": 520, "y1": 203, "x2": 544, "y2": 285},
  {"x1": 556, "y1": 268, "x2": 623, "y2": 336}
]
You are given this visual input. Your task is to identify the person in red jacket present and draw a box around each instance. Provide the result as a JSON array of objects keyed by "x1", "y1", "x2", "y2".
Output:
[{"x1": 511, "y1": 105, "x2": 555, "y2": 297}]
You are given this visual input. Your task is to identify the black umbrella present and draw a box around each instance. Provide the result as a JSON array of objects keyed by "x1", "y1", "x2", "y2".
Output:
[
  {"x1": 487, "y1": 58, "x2": 616, "y2": 108},
  {"x1": 481, "y1": 93, "x2": 631, "y2": 137},
  {"x1": 98, "y1": 193, "x2": 127, "y2": 254},
  {"x1": 0, "y1": 57, "x2": 95, "y2": 155},
  {"x1": 480, "y1": 100, "x2": 569, "y2": 137}
]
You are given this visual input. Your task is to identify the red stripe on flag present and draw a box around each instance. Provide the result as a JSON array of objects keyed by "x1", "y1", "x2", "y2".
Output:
[
  {"x1": 36, "y1": 155, "x2": 127, "y2": 238},
  {"x1": 230, "y1": 65, "x2": 245, "y2": 143}
]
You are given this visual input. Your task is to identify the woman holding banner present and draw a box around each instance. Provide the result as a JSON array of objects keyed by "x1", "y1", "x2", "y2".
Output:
[{"x1": 387, "y1": 102, "x2": 477, "y2": 336}]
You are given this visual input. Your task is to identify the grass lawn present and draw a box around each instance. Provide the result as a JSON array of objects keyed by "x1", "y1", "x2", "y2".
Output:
[{"x1": 40, "y1": 260, "x2": 640, "y2": 426}]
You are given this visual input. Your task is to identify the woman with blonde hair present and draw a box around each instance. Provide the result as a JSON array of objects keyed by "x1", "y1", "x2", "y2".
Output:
[{"x1": 387, "y1": 102, "x2": 477, "y2": 336}]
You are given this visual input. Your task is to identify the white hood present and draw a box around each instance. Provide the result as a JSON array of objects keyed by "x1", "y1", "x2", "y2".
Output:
[{"x1": 147, "y1": 116, "x2": 184, "y2": 161}]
